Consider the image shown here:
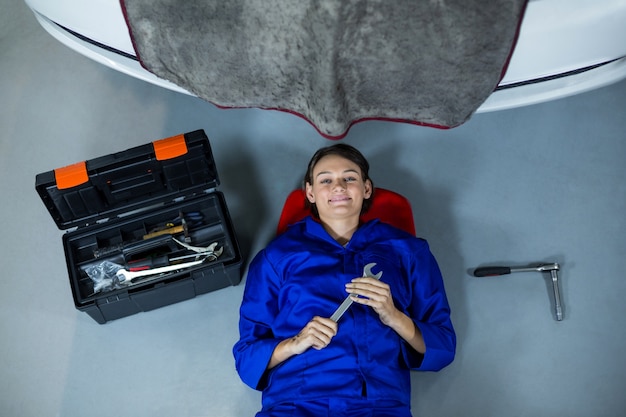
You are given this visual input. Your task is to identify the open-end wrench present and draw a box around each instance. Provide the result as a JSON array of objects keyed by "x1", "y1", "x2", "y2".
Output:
[
  {"x1": 330, "y1": 262, "x2": 383, "y2": 322},
  {"x1": 116, "y1": 258, "x2": 205, "y2": 284},
  {"x1": 173, "y1": 238, "x2": 221, "y2": 255}
]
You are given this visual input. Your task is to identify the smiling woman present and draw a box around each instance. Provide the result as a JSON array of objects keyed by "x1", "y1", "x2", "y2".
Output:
[
  {"x1": 303, "y1": 145, "x2": 373, "y2": 239},
  {"x1": 307, "y1": 158, "x2": 371, "y2": 244},
  {"x1": 233, "y1": 144, "x2": 456, "y2": 417}
]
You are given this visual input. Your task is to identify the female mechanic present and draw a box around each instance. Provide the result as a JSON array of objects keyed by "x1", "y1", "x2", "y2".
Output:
[{"x1": 233, "y1": 144, "x2": 456, "y2": 417}]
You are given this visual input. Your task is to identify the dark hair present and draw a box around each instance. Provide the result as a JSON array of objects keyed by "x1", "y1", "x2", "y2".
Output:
[{"x1": 303, "y1": 143, "x2": 374, "y2": 217}]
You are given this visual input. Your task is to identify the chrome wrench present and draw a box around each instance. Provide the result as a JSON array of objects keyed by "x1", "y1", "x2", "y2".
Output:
[
  {"x1": 330, "y1": 262, "x2": 383, "y2": 322},
  {"x1": 115, "y1": 258, "x2": 205, "y2": 284}
]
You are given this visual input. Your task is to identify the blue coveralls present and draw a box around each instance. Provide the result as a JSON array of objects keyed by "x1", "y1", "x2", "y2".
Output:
[{"x1": 233, "y1": 217, "x2": 456, "y2": 417}]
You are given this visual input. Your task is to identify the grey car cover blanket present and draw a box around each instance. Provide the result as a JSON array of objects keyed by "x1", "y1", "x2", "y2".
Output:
[{"x1": 120, "y1": 0, "x2": 528, "y2": 139}]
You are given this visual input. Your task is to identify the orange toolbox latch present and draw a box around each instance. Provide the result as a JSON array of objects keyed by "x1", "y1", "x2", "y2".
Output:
[
  {"x1": 153, "y1": 134, "x2": 188, "y2": 161},
  {"x1": 54, "y1": 161, "x2": 89, "y2": 190}
]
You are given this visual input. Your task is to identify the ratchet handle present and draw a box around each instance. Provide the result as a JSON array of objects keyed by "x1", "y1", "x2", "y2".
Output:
[{"x1": 473, "y1": 266, "x2": 512, "y2": 277}]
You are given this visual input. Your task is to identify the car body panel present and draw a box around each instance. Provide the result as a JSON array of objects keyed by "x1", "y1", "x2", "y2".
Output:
[{"x1": 24, "y1": 0, "x2": 626, "y2": 113}]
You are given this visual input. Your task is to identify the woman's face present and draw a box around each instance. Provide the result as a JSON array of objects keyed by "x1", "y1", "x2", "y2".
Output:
[{"x1": 305, "y1": 154, "x2": 372, "y2": 221}]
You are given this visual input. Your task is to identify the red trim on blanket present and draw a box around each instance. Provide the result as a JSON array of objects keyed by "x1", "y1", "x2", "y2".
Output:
[
  {"x1": 209, "y1": 102, "x2": 452, "y2": 140},
  {"x1": 119, "y1": 0, "x2": 528, "y2": 140},
  {"x1": 119, "y1": 1, "x2": 147, "y2": 71},
  {"x1": 277, "y1": 109, "x2": 452, "y2": 140}
]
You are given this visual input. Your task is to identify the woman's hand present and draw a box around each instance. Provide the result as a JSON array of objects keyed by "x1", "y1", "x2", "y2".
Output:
[
  {"x1": 346, "y1": 277, "x2": 426, "y2": 354},
  {"x1": 290, "y1": 316, "x2": 338, "y2": 354},
  {"x1": 345, "y1": 277, "x2": 401, "y2": 326},
  {"x1": 268, "y1": 316, "x2": 337, "y2": 369}
]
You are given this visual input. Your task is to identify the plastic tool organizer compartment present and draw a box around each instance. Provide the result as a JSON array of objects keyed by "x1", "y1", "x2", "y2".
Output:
[{"x1": 36, "y1": 130, "x2": 242, "y2": 324}]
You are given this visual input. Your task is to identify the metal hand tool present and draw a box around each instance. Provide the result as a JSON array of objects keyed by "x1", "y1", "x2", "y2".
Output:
[
  {"x1": 473, "y1": 263, "x2": 563, "y2": 321},
  {"x1": 142, "y1": 211, "x2": 203, "y2": 241},
  {"x1": 172, "y1": 238, "x2": 224, "y2": 260},
  {"x1": 115, "y1": 258, "x2": 206, "y2": 284},
  {"x1": 86, "y1": 242, "x2": 221, "y2": 293},
  {"x1": 330, "y1": 262, "x2": 383, "y2": 322},
  {"x1": 143, "y1": 217, "x2": 188, "y2": 240}
]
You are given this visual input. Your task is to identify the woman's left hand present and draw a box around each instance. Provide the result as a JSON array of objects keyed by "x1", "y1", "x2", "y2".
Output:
[{"x1": 345, "y1": 277, "x2": 401, "y2": 327}]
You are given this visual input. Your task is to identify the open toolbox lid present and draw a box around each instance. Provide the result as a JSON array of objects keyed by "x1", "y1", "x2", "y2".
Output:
[{"x1": 36, "y1": 130, "x2": 219, "y2": 230}]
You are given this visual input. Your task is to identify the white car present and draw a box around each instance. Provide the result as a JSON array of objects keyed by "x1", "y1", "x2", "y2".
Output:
[{"x1": 25, "y1": 0, "x2": 626, "y2": 113}]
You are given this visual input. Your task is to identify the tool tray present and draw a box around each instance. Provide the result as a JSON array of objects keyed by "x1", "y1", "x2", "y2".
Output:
[{"x1": 36, "y1": 130, "x2": 242, "y2": 324}]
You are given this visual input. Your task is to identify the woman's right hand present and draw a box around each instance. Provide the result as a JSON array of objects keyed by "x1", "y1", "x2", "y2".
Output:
[
  {"x1": 290, "y1": 316, "x2": 338, "y2": 354},
  {"x1": 268, "y1": 316, "x2": 338, "y2": 369}
]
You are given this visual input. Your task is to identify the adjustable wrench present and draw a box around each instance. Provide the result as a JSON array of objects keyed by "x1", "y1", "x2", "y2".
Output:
[{"x1": 330, "y1": 262, "x2": 383, "y2": 322}]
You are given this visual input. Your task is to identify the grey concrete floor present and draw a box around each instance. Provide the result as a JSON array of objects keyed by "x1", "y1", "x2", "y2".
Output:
[{"x1": 2, "y1": 1, "x2": 626, "y2": 417}]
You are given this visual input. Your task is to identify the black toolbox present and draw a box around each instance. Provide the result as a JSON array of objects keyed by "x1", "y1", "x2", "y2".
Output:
[{"x1": 36, "y1": 130, "x2": 242, "y2": 324}]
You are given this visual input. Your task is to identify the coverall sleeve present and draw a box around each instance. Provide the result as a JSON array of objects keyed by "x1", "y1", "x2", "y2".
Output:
[
  {"x1": 232, "y1": 250, "x2": 282, "y2": 390},
  {"x1": 402, "y1": 242, "x2": 456, "y2": 371}
]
